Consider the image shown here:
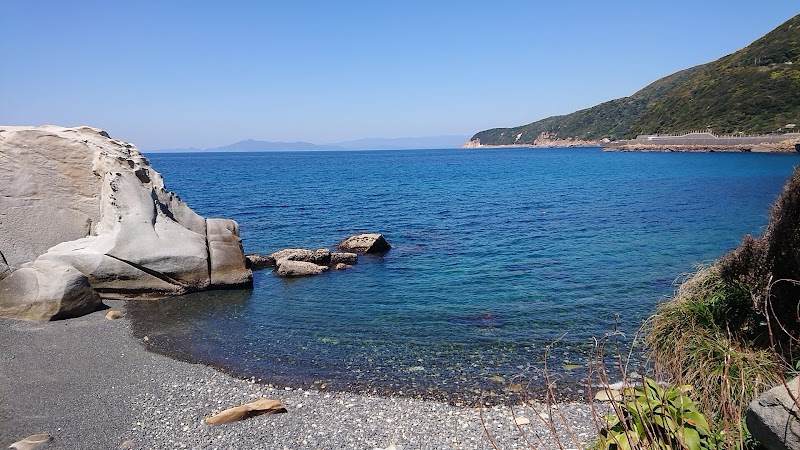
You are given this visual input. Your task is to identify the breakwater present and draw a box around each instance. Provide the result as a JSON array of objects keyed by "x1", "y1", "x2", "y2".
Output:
[{"x1": 604, "y1": 131, "x2": 800, "y2": 151}]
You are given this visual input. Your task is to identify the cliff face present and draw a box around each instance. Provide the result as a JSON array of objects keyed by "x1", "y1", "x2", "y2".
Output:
[{"x1": 0, "y1": 125, "x2": 252, "y2": 320}]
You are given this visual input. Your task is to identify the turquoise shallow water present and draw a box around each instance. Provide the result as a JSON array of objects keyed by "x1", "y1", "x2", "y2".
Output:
[{"x1": 129, "y1": 147, "x2": 800, "y2": 402}]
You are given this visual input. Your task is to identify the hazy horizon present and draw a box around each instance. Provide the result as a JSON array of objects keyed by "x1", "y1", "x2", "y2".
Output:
[{"x1": 2, "y1": 1, "x2": 797, "y2": 150}]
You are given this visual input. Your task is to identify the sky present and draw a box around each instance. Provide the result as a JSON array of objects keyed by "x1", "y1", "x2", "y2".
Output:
[{"x1": 1, "y1": 1, "x2": 797, "y2": 150}]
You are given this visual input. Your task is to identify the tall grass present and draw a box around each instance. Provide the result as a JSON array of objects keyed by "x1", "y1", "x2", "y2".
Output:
[{"x1": 645, "y1": 265, "x2": 782, "y2": 435}]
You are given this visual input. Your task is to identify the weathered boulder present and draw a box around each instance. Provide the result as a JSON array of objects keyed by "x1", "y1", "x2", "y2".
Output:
[
  {"x1": 337, "y1": 233, "x2": 391, "y2": 253},
  {"x1": 746, "y1": 377, "x2": 800, "y2": 450},
  {"x1": 330, "y1": 252, "x2": 358, "y2": 265},
  {"x1": 275, "y1": 259, "x2": 329, "y2": 277},
  {"x1": 0, "y1": 125, "x2": 252, "y2": 320},
  {"x1": 0, "y1": 259, "x2": 101, "y2": 320}
]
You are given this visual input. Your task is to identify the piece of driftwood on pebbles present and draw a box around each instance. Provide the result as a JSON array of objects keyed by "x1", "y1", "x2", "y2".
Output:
[
  {"x1": 8, "y1": 433, "x2": 52, "y2": 450},
  {"x1": 205, "y1": 398, "x2": 286, "y2": 425}
]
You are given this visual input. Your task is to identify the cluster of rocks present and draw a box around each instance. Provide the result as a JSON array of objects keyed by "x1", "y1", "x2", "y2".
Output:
[
  {"x1": 246, "y1": 233, "x2": 390, "y2": 277},
  {"x1": 0, "y1": 126, "x2": 252, "y2": 321}
]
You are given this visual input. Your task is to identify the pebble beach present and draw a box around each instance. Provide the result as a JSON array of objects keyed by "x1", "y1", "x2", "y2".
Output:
[{"x1": 0, "y1": 300, "x2": 603, "y2": 449}]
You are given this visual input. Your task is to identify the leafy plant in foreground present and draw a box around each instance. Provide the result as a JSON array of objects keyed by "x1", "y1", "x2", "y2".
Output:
[{"x1": 598, "y1": 378, "x2": 722, "y2": 450}]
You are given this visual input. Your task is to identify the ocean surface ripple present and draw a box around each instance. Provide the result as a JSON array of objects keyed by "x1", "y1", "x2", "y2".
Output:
[{"x1": 128, "y1": 147, "x2": 800, "y2": 403}]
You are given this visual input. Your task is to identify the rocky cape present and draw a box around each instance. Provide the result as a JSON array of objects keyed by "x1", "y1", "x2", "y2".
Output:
[{"x1": 0, "y1": 125, "x2": 252, "y2": 321}]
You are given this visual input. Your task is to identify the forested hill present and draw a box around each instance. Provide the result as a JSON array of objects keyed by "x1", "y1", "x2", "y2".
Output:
[{"x1": 469, "y1": 14, "x2": 800, "y2": 146}]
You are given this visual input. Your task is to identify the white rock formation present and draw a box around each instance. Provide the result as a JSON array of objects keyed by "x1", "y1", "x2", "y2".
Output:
[{"x1": 0, "y1": 125, "x2": 251, "y2": 320}]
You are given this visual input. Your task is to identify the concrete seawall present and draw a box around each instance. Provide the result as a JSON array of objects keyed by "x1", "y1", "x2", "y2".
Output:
[{"x1": 604, "y1": 132, "x2": 800, "y2": 151}]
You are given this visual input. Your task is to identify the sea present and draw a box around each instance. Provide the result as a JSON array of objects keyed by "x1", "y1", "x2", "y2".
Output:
[{"x1": 128, "y1": 147, "x2": 800, "y2": 404}]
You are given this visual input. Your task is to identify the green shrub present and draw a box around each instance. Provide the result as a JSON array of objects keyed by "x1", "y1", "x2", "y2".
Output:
[{"x1": 598, "y1": 378, "x2": 722, "y2": 450}]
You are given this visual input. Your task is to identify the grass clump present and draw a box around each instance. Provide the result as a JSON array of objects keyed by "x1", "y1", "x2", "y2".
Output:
[
  {"x1": 645, "y1": 166, "x2": 800, "y2": 440},
  {"x1": 645, "y1": 265, "x2": 782, "y2": 438}
]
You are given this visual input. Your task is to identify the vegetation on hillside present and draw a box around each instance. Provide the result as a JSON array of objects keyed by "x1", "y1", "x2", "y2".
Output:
[{"x1": 471, "y1": 14, "x2": 800, "y2": 145}]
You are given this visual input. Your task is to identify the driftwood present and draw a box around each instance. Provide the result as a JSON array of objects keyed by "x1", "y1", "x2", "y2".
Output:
[
  {"x1": 9, "y1": 433, "x2": 52, "y2": 450},
  {"x1": 205, "y1": 398, "x2": 285, "y2": 425}
]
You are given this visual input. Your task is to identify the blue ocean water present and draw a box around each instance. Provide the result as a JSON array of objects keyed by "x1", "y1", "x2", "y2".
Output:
[{"x1": 129, "y1": 147, "x2": 800, "y2": 402}]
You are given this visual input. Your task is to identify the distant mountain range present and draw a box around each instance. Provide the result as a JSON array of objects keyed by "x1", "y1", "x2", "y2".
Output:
[
  {"x1": 147, "y1": 135, "x2": 469, "y2": 152},
  {"x1": 469, "y1": 14, "x2": 800, "y2": 146}
]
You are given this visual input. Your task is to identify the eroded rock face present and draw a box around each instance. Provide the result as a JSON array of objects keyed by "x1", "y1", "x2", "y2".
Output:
[
  {"x1": 207, "y1": 218, "x2": 251, "y2": 286},
  {"x1": 0, "y1": 125, "x2": 252, "y2": 320},
  {"x1": 747, "y1": 377, "x2": 800, "y2": 450},
  {"x1": 337, "y1": 233, "x2": 391, "y2": 253}
]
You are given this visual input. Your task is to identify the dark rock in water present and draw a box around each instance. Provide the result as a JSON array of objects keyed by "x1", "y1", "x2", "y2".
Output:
[
  {"x1": 248, "y1": 248, "x2": 317, "y2": 268},
  {"x1": 269, "y1": 248, "x2": 315, "y2": 264},
  {"x1": 337, "y1": 233, "x2": 391, "y2": 254},
  {"x1": 249, "y1": 247, "x2": 359, "y2": 276},
  {"x1": 330, "y1": 252, "x2": 358, "y2": 265},
  {"x1": 452, "y1": 312, "x2": 505, "y2": 328},
  {"x1": 746, "y1": 376, "x2": 800, "y2": 450},
  {"x1": 312, "y1": 248, "x2": 332, "y2": 265},
  {"x1": 245, "y1": 253, "x2": 273, "y2": 269}
]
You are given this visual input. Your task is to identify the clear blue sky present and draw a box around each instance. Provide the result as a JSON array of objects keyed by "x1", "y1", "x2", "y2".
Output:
[{"x1": 1, "y1": 1, "x2": 797, "y2": 150}]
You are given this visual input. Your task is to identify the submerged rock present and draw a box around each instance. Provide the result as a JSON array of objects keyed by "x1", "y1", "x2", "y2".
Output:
[
  {"x1": 337, "y1": 233, "x2": 391, "y2": 253},
  {"x1": 0, "y1": 126, "x2": 252, "y2": 320}
]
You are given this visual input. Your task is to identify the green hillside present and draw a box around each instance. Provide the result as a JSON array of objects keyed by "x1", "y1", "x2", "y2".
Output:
[{"x1": 471, "y1": 14, "x2": 800, "y2": 145}]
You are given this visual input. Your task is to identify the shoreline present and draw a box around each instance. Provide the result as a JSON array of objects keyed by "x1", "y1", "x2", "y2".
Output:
[
  {"x1": 0, "y1": 300, "x2": 602, "y2": 449},
  {"x1": 461, "y1": 140, "x2": 799, "y2": 153}
]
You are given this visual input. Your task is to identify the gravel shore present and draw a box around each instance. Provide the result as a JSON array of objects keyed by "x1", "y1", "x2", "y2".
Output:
[{"x1": 0, "y1": 300, "x2": 603, "y2": 449}]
